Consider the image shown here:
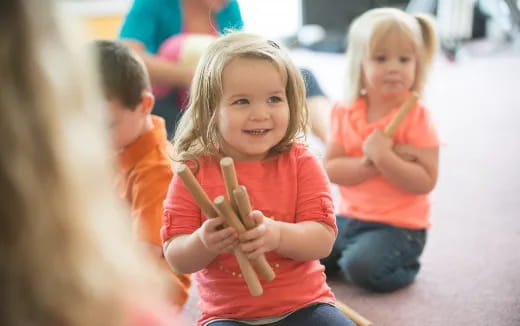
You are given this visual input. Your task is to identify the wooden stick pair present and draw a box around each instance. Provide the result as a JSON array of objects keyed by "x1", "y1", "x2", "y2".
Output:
[
  {"x1": 362, "y1": 92, "x2": 419, "y2": 165},
  {"x1": 220, "y1": 158, "x2": 276, "y2": 282},
  {"x1": 175, "y1": 158, "x2": 274, "y2": 297}
]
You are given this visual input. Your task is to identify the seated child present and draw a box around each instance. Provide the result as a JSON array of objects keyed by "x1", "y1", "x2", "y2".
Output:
[
  {"x1": 322, "y1": 8, "x2": 440, "y2": 292},
  {"x1": 161, "y1": 32, "x2": 355, "y2": 326},
  {"x1": 92, "y1": 40, "x2": 190, "y2": 307}
]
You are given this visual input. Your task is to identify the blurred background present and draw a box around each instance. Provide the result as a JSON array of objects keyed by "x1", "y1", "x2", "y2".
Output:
[{"x1": 63, "y1": 0, "x2": 520, "y2": 57}]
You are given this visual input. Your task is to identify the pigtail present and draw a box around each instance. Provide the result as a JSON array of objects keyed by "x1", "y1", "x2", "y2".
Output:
[{"x1": 415, "y1": 14, "x2": 438, "y2": 69}]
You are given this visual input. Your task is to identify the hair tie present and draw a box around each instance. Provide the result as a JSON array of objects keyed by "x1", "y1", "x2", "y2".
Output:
[{"x1": 267, "y1": 40, "x2": 280, "y2": 49}]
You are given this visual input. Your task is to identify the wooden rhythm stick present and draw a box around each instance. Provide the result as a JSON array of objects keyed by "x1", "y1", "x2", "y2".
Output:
[
  {"x1": 175, "y1": 164, "x2": 263, "y2": 296},
  {"x1": 220, "y1": 157, "x2": 239, "y2": 213},
  {"x1": 335, "y1": 300, "x2": 373, "y2": 326},
  {"x1": 220, "y1": 158, "x2": 276, "y2": 282},
  {"x1": 233, "y1": 186, "x2": 275, "y2": 281},
  {"x1": 232, "y1": 186, "x2": 257, "y2": 230},
  {"x1": 362, "y1": 92, "x2": 419, "y2": 165}
]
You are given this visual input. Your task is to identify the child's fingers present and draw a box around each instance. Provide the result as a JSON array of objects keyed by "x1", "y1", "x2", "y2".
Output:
[
  {"x1": 250, "y1": 210, "x2": 264, "y2": 225},
  {"x1": 238, "y1": 210, "x2": 265, "y2": 241},
  {"x1": 214, "y1": 235, "x2": 239, "y2": 253},
  {"x1": 205, "y1": 216, "x2": 226, "y2": 230},
  {"x1": 239, "y1": 223, "x2": 265, "y2": 242},
  {"x1": 243, "y1": 246, "x2": 265, "y2": 260},
  {"x1": 221, "y1": 239, "x2": 239, "y2": 253},
  {"x1": 211, "y1": 226, "x2": 237, "y2": 243},
  {"x1": 240, "y1": 236, "x2": 264, "y2": 253}
]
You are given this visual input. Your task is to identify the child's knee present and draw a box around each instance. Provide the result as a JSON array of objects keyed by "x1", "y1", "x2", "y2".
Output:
[
  {"x1": 340, "y1": 252, "x2": 376, "y2": 283},
  {"x1": 339, "y1": 252, "x2": 394, "y2": 291},
  {"x1": 341, "y1": 253, "x2": 417, "y2": 292}
]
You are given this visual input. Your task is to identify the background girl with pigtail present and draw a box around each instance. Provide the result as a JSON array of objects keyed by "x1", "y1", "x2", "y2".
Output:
[{"x1": 322, "y1": 8, "x2": 440, "y2": 293}]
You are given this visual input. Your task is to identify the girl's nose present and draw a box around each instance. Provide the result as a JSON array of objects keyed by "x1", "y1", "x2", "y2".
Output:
[
  {"x1": 387, "y1": 58, "x2": 401, "y2": 71},
  {"x1": 249, "y1": 104, "x2": 269, "y2": 120}
]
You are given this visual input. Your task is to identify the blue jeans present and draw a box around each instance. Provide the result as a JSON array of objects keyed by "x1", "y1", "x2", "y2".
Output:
[
  {"x1": 206, "y1": 303, "x2": 355, "y2": 326},
  {"x1": 321, "y1": 216, "x2": 427, "y2": 292}
]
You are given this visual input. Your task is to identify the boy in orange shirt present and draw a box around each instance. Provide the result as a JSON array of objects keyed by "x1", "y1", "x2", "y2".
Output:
[{"x1": 93, "y1": 40, "x2": 190, "y2": 307}]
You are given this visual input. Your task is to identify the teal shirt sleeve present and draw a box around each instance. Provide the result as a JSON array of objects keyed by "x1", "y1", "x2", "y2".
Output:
[
  {"x1": 119, "y1": 0, "x2": 243, "y2": 54},
  {"x1": 119, "y1": 0, "x2": 182, "y2": 54}
]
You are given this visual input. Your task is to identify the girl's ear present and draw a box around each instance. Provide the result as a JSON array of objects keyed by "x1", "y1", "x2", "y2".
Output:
[{"x1": 139, "y1": 91, "x2": 155, "y2": 115}]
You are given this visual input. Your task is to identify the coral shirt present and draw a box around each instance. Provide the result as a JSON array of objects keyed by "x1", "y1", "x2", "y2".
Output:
[
  {"x1": 330, "y1": 97, "x2": 439, "y2": 229},
  {"x1": 161, "y1": 144, "x2": 336, "y2": 325},
  {"x1": 117, "y1": 115, "x2": 190, "y2": 306}
]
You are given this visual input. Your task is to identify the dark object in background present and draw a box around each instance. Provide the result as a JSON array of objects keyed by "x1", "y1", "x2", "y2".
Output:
[{"x1": 299, "y1": 0, "x2": 408, "y2": 53}]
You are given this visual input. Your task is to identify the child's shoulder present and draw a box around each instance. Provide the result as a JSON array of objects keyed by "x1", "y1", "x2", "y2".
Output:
[{"x1": 285, "y1": 142, "x2": 319, "y2": 164}]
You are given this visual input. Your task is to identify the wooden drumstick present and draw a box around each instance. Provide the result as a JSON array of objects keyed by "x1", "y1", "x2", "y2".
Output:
[
  {"x1": 232, "y1": 186, "x2": 276, "y2": 281},
  {"x1": 214, "y1": 196, "x2": 275, "y2": 283},
  {"x1": 220, "y1": 157, "x2": 240, "y2": 214},
  {"x1": 362, "y1": 92, "x2": 419, "y2": 165},
  {"x1": 214, "y1": 196, "x2": 247, "y2": 233},
  {"x1": 176, "y1": 164, "x2": 217, "y2": 217},
  {"x1": 175, "y1": 164, "x2": 263, "y2": 297},
  {"x1": 335, "y1": 300, "x2": 373, "y2": 326},
  {"x1": 232, "y1": 186, "x2": 257, "y2": 230}
]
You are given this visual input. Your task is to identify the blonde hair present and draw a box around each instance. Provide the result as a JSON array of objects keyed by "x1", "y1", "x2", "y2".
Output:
[
  {"x1": 0, "y1": 1, "x2": 167, "y2": 325},
  {"x1": 344, "y1": 8, "x2": 437, "y2": 104},
  {"x1": 172, "y1": 32, "x2": 309, "y2": 164}
]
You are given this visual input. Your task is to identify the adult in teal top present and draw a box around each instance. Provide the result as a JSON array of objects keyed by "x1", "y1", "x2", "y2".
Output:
[
  {"x1": 119, "y1": 0, "x2": 243, "y2": 55},
  {"x1": 119, "y1": 0, "x2": 243, "y2": 137}
]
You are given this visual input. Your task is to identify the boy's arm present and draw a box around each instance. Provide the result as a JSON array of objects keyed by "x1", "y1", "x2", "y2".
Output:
[
  {"x1": 324, "y1": 141, "x2": 379, "y2": 186},
  {"x1": 131, "y1": 164, "x2": 173, "y2": 256},
  {"x1": 372, "y1": 145, "x2": 439, "y2": 194}
]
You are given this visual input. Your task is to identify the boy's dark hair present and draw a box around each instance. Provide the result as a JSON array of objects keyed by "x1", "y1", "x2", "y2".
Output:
[{"x1": 93, "y1": 40, "x2": 150, "y2": 110}]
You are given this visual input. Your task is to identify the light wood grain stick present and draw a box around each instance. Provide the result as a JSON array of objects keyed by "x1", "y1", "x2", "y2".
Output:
[
  {"x1": 220, "y1": 157, "x2": 240, "y2": 214},
  {"x1": 362, "y1": 92, "x2": 419, "y2": 165},
  {"x1": 233, "y1": 186, "x2": 257, "y2": 229},
  {"x1": 175, "y1": 164, "x2": 263, "y2": 296},
  {"x1": 232, "y1": 186, "x2": 275, "y2": 281},
  {"x1": 335, "y1": 300, "x2": 373, "y2": 326}
]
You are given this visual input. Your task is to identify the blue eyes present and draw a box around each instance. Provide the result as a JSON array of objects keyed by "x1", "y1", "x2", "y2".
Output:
[
  {"x1": 267, "y1": 96, "x2": 282, "y2": 103},
  {"x1": 232, "y1": 96, "x2": 283, "y2": 105},
  {"x1": 233, "y1": 98, "x2": 249, "y2": 105}
]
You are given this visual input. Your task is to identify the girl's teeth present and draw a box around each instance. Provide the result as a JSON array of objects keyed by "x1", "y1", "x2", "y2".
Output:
[{"x1": 247, "y1": 129, "x2": 267, "y2": 135}]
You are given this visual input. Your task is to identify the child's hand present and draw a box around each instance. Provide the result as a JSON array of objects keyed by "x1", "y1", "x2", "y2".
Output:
[
  {"x1": 238, "y1": 210, "x2": 280, "y2": 260},
  {"x1": 363, "y1": 129, "x2": 393, "y2": 162},
  {"x1": 196, "y1": 216, "x2": 238, "y2": 255}
]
